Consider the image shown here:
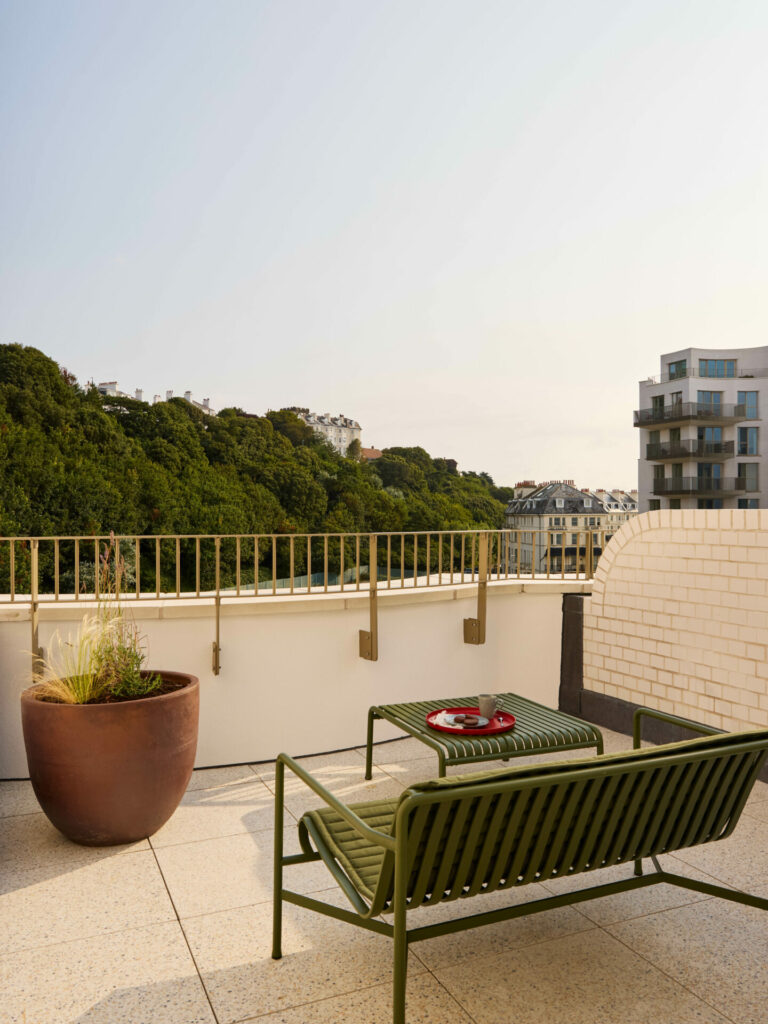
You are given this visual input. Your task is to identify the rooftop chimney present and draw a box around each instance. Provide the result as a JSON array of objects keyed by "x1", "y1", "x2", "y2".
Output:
[
  {"x1": 135, "y1": 389, "x2": 143, "y2": 402},
  {"x1": 202, "y1": 398, "x2": 210, "y2": 409},
  {"x1": 184, "y1": 390, "x2": 192, "y2": 402},
  {"x1": 166, "y1": 390, "x2": 173, "y2": 401}
]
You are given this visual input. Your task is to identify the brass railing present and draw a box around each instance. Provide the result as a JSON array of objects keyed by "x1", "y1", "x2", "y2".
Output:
[{"x1": 2, "y1": 529, "x2": 606, "y2": 672}]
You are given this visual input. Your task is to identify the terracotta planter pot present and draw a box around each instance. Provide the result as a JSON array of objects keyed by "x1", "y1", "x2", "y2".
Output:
[{"x1": 21, "y1": 671, "x2": 199, "y2": 846}]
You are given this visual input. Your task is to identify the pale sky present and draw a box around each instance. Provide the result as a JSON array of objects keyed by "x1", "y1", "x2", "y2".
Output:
[{"x1": 2, "y1": 0, "x2": 767, "y2": 490}]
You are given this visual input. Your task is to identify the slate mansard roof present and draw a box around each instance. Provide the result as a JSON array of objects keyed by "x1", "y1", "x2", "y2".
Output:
[{"x1": 505, "y1": 481, "x2": 607, "y2": 516}]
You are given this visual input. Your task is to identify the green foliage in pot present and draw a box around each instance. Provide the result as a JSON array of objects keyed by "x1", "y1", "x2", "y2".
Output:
[{"x1": 32, "y1": 536, "x2": 161, "y2": 704}]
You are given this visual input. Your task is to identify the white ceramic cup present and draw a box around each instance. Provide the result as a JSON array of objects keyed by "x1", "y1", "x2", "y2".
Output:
[{"x1": 478, "y1": 694, "x2": 499, "y2": 720}]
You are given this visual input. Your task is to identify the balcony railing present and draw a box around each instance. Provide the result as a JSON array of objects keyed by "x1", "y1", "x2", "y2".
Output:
[
  {"x1": 634, "y1": 402, "x2": 747, "y2": 427},
  {"x1": 0, "y1": 528, "x2": 614, "y2": 672},
  {"x1": 644, "y1": 366, "x2": 768, "y2": 385},
  {"x1": 652, "y1": 477, "x2": 756, "y2": 496},
  {"x1": 645, "y1": 440, "x2": 734, "y2": 460}
]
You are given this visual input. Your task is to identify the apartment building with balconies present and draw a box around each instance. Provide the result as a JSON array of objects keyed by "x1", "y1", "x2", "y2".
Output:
[{"x1": 635, "y1": 347, "x2": 768, "y2": 512}]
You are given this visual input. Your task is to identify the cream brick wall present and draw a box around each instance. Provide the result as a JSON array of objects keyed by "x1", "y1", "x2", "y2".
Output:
[{"x1": 584, "y1": 509, "x2": 768, "y2": 731}]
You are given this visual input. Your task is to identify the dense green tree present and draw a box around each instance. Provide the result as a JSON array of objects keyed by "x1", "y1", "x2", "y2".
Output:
[{"x1": 0, "y1": 346, "x2": 511, "y2": 588}]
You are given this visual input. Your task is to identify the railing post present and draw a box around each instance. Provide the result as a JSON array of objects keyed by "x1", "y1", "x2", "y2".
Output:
[
  {"x1": 212, "y1": 537, "x2": 222, "y2": 675},
  {"x1": 359, "y1": 535, "x2": 378, "y2": 661},
  {"x1": 30, "y1": 538, "x2": 41, "y2": 669},
  {"x1": 464, "y1": 531, "x2": 488, "y2": 645}
]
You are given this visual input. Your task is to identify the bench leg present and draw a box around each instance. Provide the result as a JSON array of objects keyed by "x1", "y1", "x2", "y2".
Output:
[
  {"x1": 272, "y1": 760, "x2": 284, "y2": 960},
  {"x1": 393, "y1": 899, "x2": 407, "y2": 1024},
  {"x1": 365, "y1": 707, "x2": 377, "y2": 780}
]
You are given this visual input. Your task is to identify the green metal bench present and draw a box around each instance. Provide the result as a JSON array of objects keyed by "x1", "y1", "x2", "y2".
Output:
[{"x1": 273, "y1": 709, "x2": 768, "y2": 1024}]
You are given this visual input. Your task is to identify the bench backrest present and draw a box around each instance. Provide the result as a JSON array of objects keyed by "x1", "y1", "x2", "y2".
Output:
[{"x1": 369, "y1": 731, "x2": 768, "y2": 915}]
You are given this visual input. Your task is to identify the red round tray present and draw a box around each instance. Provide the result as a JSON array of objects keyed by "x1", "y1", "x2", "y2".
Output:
[{"x1": 426, "y1": 707, "x2": 516, "y2": 736}]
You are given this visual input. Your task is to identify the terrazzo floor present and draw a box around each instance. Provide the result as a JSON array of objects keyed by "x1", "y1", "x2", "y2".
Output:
[{"x1": 2, "y1": 727, "x2": 768, "y2": 1024}]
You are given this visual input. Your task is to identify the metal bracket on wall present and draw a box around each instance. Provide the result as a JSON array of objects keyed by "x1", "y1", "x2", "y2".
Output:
[
  {"x1": 359, "y1": 535, "x2": 378, "y2": 661},
  {"x1": 463, "y1": 531, "x2": 488, "y2": 645}
]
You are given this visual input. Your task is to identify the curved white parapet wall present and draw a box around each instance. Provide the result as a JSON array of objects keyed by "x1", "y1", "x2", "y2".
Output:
[
  {"x1": 584, "y1": 509, "x2": 768, "y2": 732},
  {"x1": 0, "y1": 579, "x2": 588, "y2": 778}
]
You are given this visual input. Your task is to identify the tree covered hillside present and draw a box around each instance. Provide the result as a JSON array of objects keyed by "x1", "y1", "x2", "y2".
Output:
[{"x1": 0, "y1": 345, "x2": 513, "y2": 539}]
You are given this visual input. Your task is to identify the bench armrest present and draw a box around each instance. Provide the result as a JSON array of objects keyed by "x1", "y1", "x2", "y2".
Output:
[
  {"x1": 633, "y1": 707, "x2": 723, "y2": 749},
  {"x1": 275, "y1": 753, "x2": 396, "y2": 851}
]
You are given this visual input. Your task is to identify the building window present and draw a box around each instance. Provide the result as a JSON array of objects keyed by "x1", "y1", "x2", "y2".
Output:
[
  {"x1": 649, "y1": 430, "x2": 660, "y2": 445},
  {"x1": 699, "y1": 359, "x2": 735, "y2": 377},
  {"x1": 669, "y1": 499, "x2": 681, "y2": 509},
  {"x1": 698, "y1": 425, "x2": 722, "y2": 451},
  {"x1": 697, "y1": 390, "x2": 722, "y2": 411},
  {"x1": 738, "y1": 427, "x2": 758, "y2": 455},
  {"x1": 738, "y1": 391, "x2": 759, "y2": 418},
  {"x1": 571, "y1": 517, "x2": 578, "y2": 526},
  {"x1": 738, "y1": 499, "x2": 759, "y2": 509},
  {"x1": 652, "y1": 395, "x2": 665, "y2": 415},
  {"x1": 738, "y1": 463, "x2": 759, "y2": 490},
  {"x1": 649, "y1": 500, "x2": 661, "y2": 511},
  {"x1": 697, "y1": 463, "x2": 720, "y2": 481},
  {"x1": 555, "y1": 498, "x2": 564, "y2": 508},
  {"x1": 697, "y1": 499, "x2": 723, "y2": 509},
  {"x1": 668, "y1": 359, "x2": 687, "y2": 379},
  {"x1": 584, "y1": 499, "x2": 592, "y2": 508},
  {"x1": 653, "y1": 464, "x2": 665, "y2": 481},
  {"x1": 670, "y1": 391, "x2": 683, "y2": 406}
]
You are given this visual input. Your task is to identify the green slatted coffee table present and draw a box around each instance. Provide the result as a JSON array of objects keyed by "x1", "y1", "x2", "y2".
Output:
[{"x1": 364, "y1": 692, "x2": 603, "y2": 779}]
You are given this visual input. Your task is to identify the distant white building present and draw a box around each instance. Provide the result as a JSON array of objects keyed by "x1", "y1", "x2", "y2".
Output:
[
  {"x1": 96, "y1": 382, "x2": 215, "y2": 415},
  {"x1": 286, "y1": 408, "x2": 362, "y2": 455}
]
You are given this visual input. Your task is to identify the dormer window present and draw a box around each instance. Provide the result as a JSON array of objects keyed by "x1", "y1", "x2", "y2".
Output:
[
  {"x1": 555, "y1": 498, "x2": 564, "y2": 509},
  {"x1": 584, "y1": 499, "x2": 592, "y2": 508}
]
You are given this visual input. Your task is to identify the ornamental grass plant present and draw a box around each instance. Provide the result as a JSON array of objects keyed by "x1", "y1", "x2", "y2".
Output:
[{"x1": 32, "y1": 534, "x2": 162, "y2": 704}]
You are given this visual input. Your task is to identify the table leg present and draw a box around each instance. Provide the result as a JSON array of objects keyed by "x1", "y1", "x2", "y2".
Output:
[{"x1": 365, "y1": 707, "x2": 378, "y2": 780}]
